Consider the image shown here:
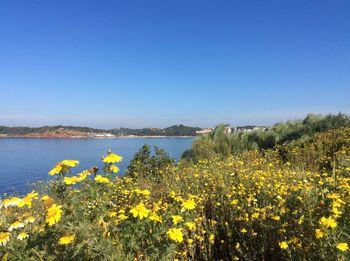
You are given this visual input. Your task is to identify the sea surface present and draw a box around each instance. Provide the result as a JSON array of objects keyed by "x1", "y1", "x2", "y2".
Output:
[{"x1": 0, "y1": 137, "x2": 193, "y2": 196}]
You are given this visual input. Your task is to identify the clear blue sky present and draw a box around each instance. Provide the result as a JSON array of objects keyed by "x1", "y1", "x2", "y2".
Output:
[{"x1": 0, "y1": 0, "x2": 349, "y2": 128}]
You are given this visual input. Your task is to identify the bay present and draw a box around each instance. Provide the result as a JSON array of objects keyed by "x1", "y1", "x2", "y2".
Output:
[{"x1": 0, "y1": 137, "x2": 193, "y2": 196}]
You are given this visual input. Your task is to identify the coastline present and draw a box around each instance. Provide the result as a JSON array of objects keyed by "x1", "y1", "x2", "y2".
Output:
[{"x1": 0, "y1": 135, "x2": 196, "y2": 139}]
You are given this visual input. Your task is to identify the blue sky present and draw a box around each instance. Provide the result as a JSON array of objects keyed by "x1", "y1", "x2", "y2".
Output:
[{"x1": 0, "y1": 0, "x2": 349, "y2": 128}]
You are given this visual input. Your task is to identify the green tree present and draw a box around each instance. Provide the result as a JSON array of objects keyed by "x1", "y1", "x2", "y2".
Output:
[{"x1": 126, "y1": 145, "x2": 175, "y2": 182}]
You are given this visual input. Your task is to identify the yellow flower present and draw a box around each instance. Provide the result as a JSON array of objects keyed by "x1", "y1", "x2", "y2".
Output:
[
  {"x1": 109, "y1": 165, "x2": 120, "y2": 173},
  {"x1": 64, "y1": 176, "x2": 79, "y2": 185},
  {"x1": 171, "y1": 215, "x2": 183, "y2": 225},
  {"x1": 26, "y1": 191, "x2": 39, "y2": 200},
  {"x1": 24, "y1": 216, "x2": 36, "y2": 224},
  {"x1": 17, "y1": 232, "x2": 29, "y2": 240},
  {"x1": 41, "y1": 195, "x2": 50, "y2": 201},
  {"x1": 8, "y1": 221, "x2": 25, "y2": 231},
  {"x1": 181, "y1": 199, "x2": 196, "y2": 210},
  {"x1": 1, "y1": 197, "x2": 21, "y2": 208},
  {"x1": 337, "y1": 243, "x2": 349, "y2": 252},
  {"x1": 46, "y1": 204, "x2": 63, "y2": 226},
  {"x1": 320, "y1": 216, "x2": 337, "y2": 229},
  {"x1": 18, "y1": 197, "x2": 32, "y2": 208},
  {"x1": 240, "y1": 228, "x2": 247, "y2": 233},
  {"x1": 231, "y1": 199, "x2": 238, "y2": 205},
  {"x1": 17, "y1": 191, "x2": 39, "y2": 208},
  {"x1": 59, "y1": 234, "x2": 75, "y2": 245},
  {"x1": 114, "y1": 213, "x2": 129, "y2": 225},
  {"x1": 167, "y1": 228, "x2": 183, "y2": 243},
  {"x1": 209, "y1": 234, "x2": 215, "y2": 244},
  {"x1": 78, "y1": 170, "x2": 91, "y2": 179},
  {"x1": 141, "y1": 189, "x2": 151, "y2": 196},
  {"x1": 103, "y1": 153, "x2": 123, "y2": 163},
  {"x1": 95, "y1": 175, "x2": 111, "y2": 184},
  {"x1": 251, "y1": 212, "x2": 260, "y2": 220},
  {"x1": 61, "y1": 160, "x2": 80, "y2": 167},
  {"x1": 279, "y1": 241, "x2": 288, "y2": 249},
  {"x1": 149, "y1": 213, "x2": 162, "y2": 223},
  {"x1": 109, "y1": 211, "x2": 118, "y2": 217},
  {"x1": 196, "y1": 235, "x2": 204, "y2": 242},
  {"x1": 117, "y1": 214, "x2": 128, "y2": 221},
  {"x1": 271, "y1": 215, "x2": 280, "y2": 221},
  {"x1": 48, "y1": 160, "x2": 79, "y2": 175},
  {"x1": 235, "y1": 242, "x2": 240, "y2": 249},
  {"x1": 76, "y1": 177, "x2": 85, "y2": 183},
  {"x1": 130, "y1": 203, "x2": 151, "y2": 219},
  {"x1": 49, "y1": 163, "x2": 63, "y2": 175},
  {"x1": 0, "y1": 232, "x2": 11, "y2": 246},
  {"x1": 185, "y1": 222, "x2": 196, "y2": 231},
  {"x1": 134, "y1": 189, "x2": 151, "y2": 197},
  {"x1": 315, "y1": 229, "x2": 324, "y2": 239}
]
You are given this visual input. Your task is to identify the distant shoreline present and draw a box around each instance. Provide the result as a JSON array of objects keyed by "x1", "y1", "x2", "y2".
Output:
[
  {"x1": 0, "y1": 124, "x2": 201, "y2": 138},
  {"x1": 0, "y1": 135, "x2": 195, "y2": 139}
]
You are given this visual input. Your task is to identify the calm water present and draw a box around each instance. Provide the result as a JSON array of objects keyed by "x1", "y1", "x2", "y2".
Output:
[{"x1": 0, "y1": 137, "x2": 193, "y2": 196}]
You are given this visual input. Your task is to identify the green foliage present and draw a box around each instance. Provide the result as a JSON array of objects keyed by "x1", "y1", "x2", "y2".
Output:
[
  {"x1": 111, "y1": 125, "x2": 200, "y2": 136},
  {"x1": 162, "y1": 124, "x2": 201, "y2": 136},
  {"x1": 0, "y1": 124, "x2": 200, "y2": 137},
  {"x1": 0, "y1": 125, "x2": 106, "y2": 135},
  {"x1": 277, "y1": 127, "x2": 350, "y2": 172},
  {"x1": 126, "y1": 145, "x2": 175, "y2": 182},
  {"x1": 183, "y1": 113, "x2": 350, "y2": 162},
  {"x1": 0, "y1": 128, "x2": 350, "y2": 260}
]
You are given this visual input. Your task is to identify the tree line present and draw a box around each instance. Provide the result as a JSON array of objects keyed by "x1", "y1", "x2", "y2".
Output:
[{"x1": 0, "y1": 124, "x2": 201, "y2": 137}]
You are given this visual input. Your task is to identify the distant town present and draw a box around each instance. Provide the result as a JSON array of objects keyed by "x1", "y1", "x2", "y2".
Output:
[
  {"x1": 195, "y1": 126, "x2": 267, "y2": 135},
  {"x1": 0, "y1": 124, "x2": 266, "y2": 138}
]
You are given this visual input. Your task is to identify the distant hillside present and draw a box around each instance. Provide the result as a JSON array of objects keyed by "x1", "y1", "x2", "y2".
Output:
[
  {"x1": 111, "y1": 124, "x2": 201, "y2": 136},
  {"x1": 0, "y1": 125, "x2": 104, "y2": 135},
  {"x1": 0, "y1": 124, "x2": 201, "y2": 137}
]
